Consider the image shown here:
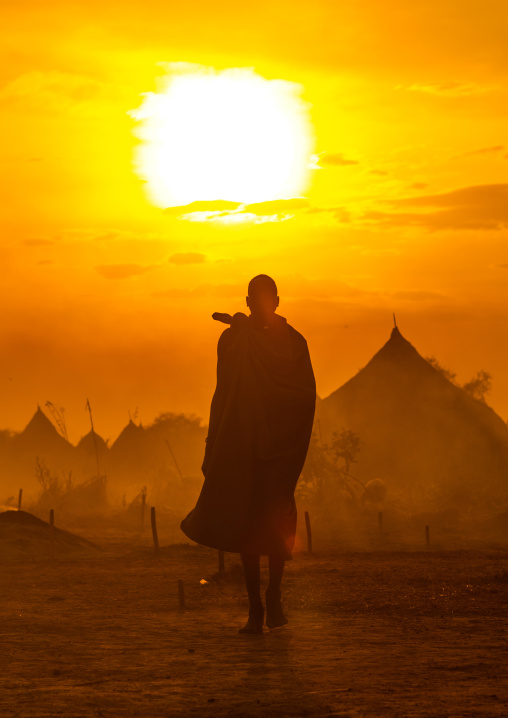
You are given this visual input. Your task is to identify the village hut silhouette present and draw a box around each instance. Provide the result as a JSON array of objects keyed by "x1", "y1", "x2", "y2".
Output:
[
  {"x1": 317, "y1": 326, "x2": 508, "y2": 510},
  {"x1": 76, "y1": 429, "x2": 109, "y2": 482},
  {"x1": 11, "y1": 405, "x2": 74, "y2": 460},
  {"x1": 77, "y1": 428, "x2": 108, "y2": 462},
  {"x1": 109, "y1": 419, "x2": 149, "y2": 476},
  {"x1": 112, "y1": 419, "x2": 201, "y2": 520},
  {"x1": 108, "y1": 415, "x2": 205, "y2": 500},
  {"x1": 107, "y1": 420, "x2": 154, "y2": 509},
  {"x1": 4, "y1": 406, "x2": 75, "y2": 490},
  {"x1": 2, "y1": 328, "x2": 507, "y2": 527},
  {"x1": 0, "y1": 408, "x2": 206, "y2": 515}
]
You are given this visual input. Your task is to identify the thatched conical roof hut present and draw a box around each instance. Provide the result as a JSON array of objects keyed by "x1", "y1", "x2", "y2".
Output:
[
  {"x1": 77, "y1": 429, "x2": 108, "y2": 455},
  {"x1": 317, "y1": 327, "x2": 508, "y2": 507},
  {"x1": 6, "y1": 406, "x2": 75, "y2": 480}
]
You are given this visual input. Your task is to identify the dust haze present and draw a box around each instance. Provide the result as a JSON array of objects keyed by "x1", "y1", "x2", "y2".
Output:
[
  {"x1": 2, "y1": 324, "x2": 508, "y2": 716},
  {"x1": 2, "y1": 325, "x2": 507, "y2": 546}
]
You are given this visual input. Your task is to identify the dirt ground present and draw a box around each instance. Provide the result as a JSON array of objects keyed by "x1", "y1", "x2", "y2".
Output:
[{"x1": 1, "y1": 522, "x2": 508, "y2": 717}]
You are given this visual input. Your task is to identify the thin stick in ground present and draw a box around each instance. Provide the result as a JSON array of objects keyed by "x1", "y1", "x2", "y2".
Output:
[
  {"x1": 151, "y1": 506, "x2": 159, "y2": 553},
  {"x1": 49, "y1": 508, "x2": 55, "y2": 560},
  {"x1": 305, "y1": 511, "x2": 313, "y2": 553}
]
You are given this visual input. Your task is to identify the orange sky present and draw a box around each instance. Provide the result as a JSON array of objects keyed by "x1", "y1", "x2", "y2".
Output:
[{"x1": 1, "y1": 0, "x2": 508, "y2": 443}]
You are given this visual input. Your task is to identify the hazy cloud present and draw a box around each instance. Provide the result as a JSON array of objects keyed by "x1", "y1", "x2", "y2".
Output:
[
  {"x1": 164, "y1": 200, "x2": 241, "y2": 215},
  {"x1": 23, "y1": 239, "x2": 54, "y2": 247},
  {"x1": 408, "y1": 182, "x2": 429, "y2": 189},
  {"x1": 154, "y1": 276, "x2": 372, "y2": 302},
  {"x1": 95, "y1": 264, "x2": 153, "y2": 279},
  {"x1": 0, "y1": 71, "x2": 109, "y2": 115},
  {"x1": 332, "y1": 208, "x2": 351, "y2": 223},
  {"x1": 169, "y1": 252, "x2": 206, "y2": 265},
  {"x1": 386, "y1": 184, "x2": 508, "y2": 209},
  {"x1": 318, "y1": 152, "x2": 359, "y2": 167},
  {"x1": 390, "y1": 290, "x2": 447, "y2": 301},
  {"x1": 154, "y1": 283, "x2": 245, "y2": 299},
  {"x1": 282, "y1": 277, "x2": 372, "y2": 300},
  {"x1": 399, "y1": 81, "x2": 493, "y2": 97},
  {"x1": 53, "y1": 228, "x2": 177, "y2": 246},
  {"x1": 370, "y1": 169, "x2": 388, "y2": 176},
  {"x1": 463, "y1": 145, "x2": 504, "y2": 156},
  {"x1": 242, "y1": 198, "x2": 310, "y2": 215},
  {"x1": 363, "y1": 184, "x2": 508, "y2": 231},
  {"x1": 179, "y1": 211, "x2": 292, "y2": 225},
  {"x1": 163, "y1": 198, "x2": 310, "y2": 223},
  {"x1": 94, "y1": 232, "x2": 120, "y2": 242},
  {"x1": 305, "y1": 206, "x2": 351, "y2": 223}
]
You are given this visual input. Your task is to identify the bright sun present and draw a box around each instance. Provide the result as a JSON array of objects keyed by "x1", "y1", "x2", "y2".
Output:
[{"x1": 129, "y1": 63, "x2": 315, "y2": 208}]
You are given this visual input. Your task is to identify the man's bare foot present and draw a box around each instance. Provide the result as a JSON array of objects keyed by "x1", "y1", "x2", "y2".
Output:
[
  {"x1": 239, "y1": 601, "x2": 264, "y2": 634},
  {"x1": 265, "y1": 587, "x2": 288, "y2": 629},
  {"x1": 238, "y1": 618, "x2": 264, "y2": 634}
]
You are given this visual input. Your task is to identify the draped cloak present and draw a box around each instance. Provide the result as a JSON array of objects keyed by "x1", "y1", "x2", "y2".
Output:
[{"x1": 180, "y1": 312, "x2": 316, "y2": 560}]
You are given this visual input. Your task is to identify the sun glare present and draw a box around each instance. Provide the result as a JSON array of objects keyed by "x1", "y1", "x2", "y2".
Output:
[{"x1": 129, "y1": 63, "x2": 315, "y2": 208}]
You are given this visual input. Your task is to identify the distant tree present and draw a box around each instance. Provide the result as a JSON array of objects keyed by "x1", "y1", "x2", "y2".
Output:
[
  {"x1": 462, "y1": 370, "x2": 492, "y2": 403},
  {"x1": 297, "y1": 427, "x2": 362, "y2": 507},
  {"x1": 35, "y1": 457, "x2": 68, "y2": 507},
  {"x1": 425, "y1": 356, "x2": 458, "y2": 385},
  {"x1": 297, "y1": 432, "x2": 336, "y2": 503},
  {"x1": 329, "y1": 428, "x2": 361, "y2": 477},
  {"x1": 426, "y1": 356, "x2": 492, "y2": 403},
  {"x1": 150, "y1": 412, "x2": 203, "y2": 431},
  {"x1": 128, "y1": 407, "x2": 139, "y2": 423}
]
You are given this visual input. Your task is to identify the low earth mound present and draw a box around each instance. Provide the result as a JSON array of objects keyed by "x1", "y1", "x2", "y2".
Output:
[{"x1": 0, "y1": 510, "x2": 99, "y2": 560}]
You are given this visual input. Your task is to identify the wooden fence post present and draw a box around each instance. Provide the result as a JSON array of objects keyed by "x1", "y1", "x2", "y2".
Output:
[
  {"x1": 49, "y1": 508, "x2": 55, "y2": 560},
  {"x1": 18, "y1": 489, "x2": 22, "y2": 511},
  {"x1": 150, "y1": 507, "x2": 159, "y2": 554},
  {"x1": 141, "y1": 490, "x2": 146, "y2": 530},
  {"x1": 304, "y1": 511, "x2": 313, "y2": 554}
]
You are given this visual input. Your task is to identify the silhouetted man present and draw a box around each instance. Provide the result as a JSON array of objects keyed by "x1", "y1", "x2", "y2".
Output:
[{"x1": 181, "y1": 275, "x2": 316, "y2": 632}]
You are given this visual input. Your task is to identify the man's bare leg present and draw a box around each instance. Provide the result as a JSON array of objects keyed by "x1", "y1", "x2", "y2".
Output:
[
  {"x1": 266, "y1": 555, "x2": 288, "y2": 628},
  {"x1": 239, "y1": 552, "x2": 264, "y2": 633}
]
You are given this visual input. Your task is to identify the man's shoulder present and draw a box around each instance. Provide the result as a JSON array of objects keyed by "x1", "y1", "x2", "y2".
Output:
[
  {"x1": 286, "y1": 322, "x2": 309, "y2": 347},
  {"x1": 217, "y1": 314, "x2": 308, "y2": 348},
  {"x1": 218, "y1": 327, "x2": 234, "y2": 347}
]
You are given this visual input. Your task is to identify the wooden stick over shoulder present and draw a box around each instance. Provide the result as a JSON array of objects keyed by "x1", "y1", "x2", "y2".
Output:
[{"x1": 212, "y1": 313, "x2": 233, "y2": 324}]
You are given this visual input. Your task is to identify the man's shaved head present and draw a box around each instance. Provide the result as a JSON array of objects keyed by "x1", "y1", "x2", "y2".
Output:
[
  {"x1": 246, "y1": 275, "x2": 279, "y2": 322},
  {"x1": 248, "y1": 274, "x2": 278, "y2": 298}
]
